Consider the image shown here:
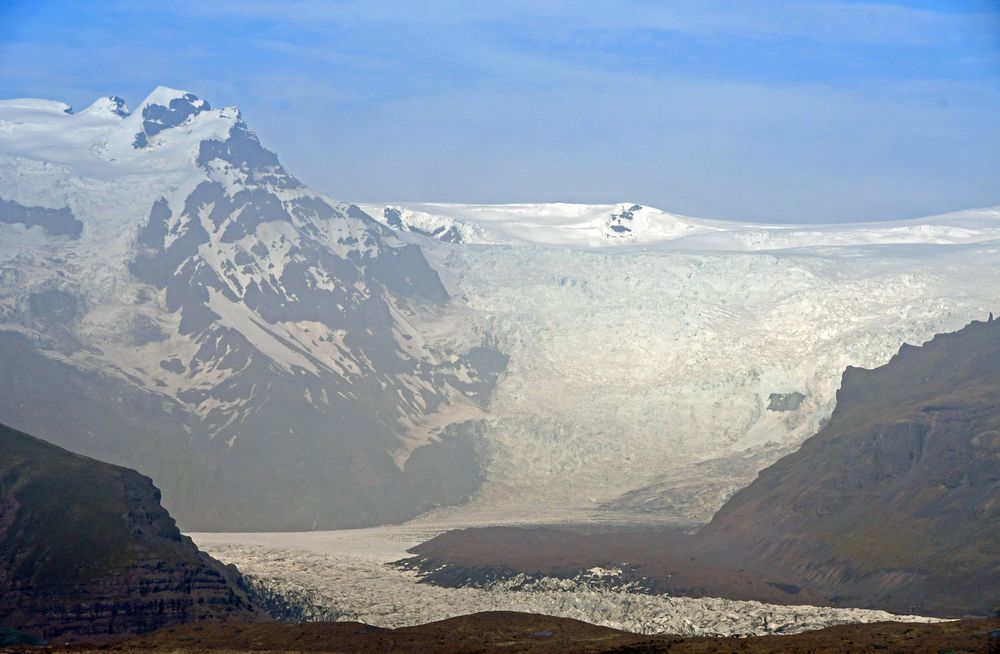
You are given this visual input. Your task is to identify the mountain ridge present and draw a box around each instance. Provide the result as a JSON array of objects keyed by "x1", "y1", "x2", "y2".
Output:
[
  {"x1": 360, "y1": 201, "x2": 1000, "y2": 250},
  {"x1": 0, "y1": 421, "x2": 266, "y2": 642},
  {"x1": 0, "y1": 88, "x2": 501, "y2": 530},
  {"x1": 698, "y1": 316, "x2": 1000, "y2": 616}
]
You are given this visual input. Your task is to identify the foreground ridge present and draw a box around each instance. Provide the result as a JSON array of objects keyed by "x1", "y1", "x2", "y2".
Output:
[
  {"x1": 72, "y1": 612, "x2": 1000, "y2": 654},
  {"x1": 0, "y1": 422, "x2": 266, "y2": 642}
]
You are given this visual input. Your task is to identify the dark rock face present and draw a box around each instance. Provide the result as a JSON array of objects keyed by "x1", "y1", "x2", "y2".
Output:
[
  {"x1": 0, "y1": 198, "x2": 82, "y2": 238},
  {"x1": 133, "y1": 94, "x2": 210, "y2": 148},
  {"x1": 0, "y1": 422, "x2": 265, "y2": 642},
  {"x1": 105, "y1": 96, "x2": 130, "y2": 118},
  {"x1": 607, "y1": 204, "x2": 642, "y2": 236},
  {"x1": 699, "y1": 318, "x2": 1000, "y2": 616},
  {"x1": 767, "y1": 392, "x2": 805, "y2": 411}
]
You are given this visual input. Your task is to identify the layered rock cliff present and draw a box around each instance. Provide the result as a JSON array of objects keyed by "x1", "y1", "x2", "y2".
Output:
[{"x1": 0, "y1": 423, "x2": 266, "y2": 642}]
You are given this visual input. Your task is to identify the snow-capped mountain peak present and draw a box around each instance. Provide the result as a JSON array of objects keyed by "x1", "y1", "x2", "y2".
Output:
[
  {"x1": 130, "y1": 87, "x2": 216, "y2": 148},
  {"x1": 80, "y1": 95, "x2": 131, "y2": 119},
  {"x1": 0, "y1": 88, "x2": 503, "y2": 530},
  {"x1": 0, "y1": 89, "x2": 239, "y2": 180},
  {"x1": 137, "y1": 85, "x2": 206, "y2": 110}
]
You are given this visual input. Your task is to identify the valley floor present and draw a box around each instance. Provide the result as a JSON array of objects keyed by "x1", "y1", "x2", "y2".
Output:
[
  {"x1": 191, "y1": 521, "x2": 943, "y2": 638},
  {"x1": 51, "y1": 613, "x2": 1000, "y2": 654}
]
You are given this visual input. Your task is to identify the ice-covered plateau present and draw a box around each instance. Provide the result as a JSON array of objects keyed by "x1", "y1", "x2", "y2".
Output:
[
  {"x1": 361, "y1": 201, "x2": 1000, "y2": 524},
  {"x1": 1, "y1": 88, "x2": 999, "y2": 533}
]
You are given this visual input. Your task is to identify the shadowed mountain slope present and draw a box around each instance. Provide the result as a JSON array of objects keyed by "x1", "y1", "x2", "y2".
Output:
[
  {"x1": 700, "y1": 316, "x2": 1000, "y2": 616},
  {"x1": 0, "y1": 423, "x2": 266, "y2": 642}
]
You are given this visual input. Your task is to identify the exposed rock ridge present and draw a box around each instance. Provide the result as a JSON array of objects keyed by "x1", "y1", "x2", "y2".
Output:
[
  {"x1": 699, "y1": 316, "x2": 1000, "y2": 616},
  {"x1": 0, "y1": 422, "x2": 266, "y2": 642}
]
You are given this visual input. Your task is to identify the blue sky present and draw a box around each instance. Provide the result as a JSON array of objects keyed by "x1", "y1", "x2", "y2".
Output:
[{"x1": 1, "y1": 1, "x2": 998, "y2": 223}]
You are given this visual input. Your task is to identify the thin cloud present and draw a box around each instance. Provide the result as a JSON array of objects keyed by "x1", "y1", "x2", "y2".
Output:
[{"x1": 3, "y1": 0, "x2": 998, "y2": 222}]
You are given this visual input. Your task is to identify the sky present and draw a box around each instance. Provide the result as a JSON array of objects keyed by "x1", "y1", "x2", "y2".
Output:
[{"x1": 1, "y1": 1, "x2": 999, "y2": 223}]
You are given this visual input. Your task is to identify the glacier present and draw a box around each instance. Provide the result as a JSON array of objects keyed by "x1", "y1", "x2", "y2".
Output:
[
  {"x1": 3, "y1": 86, "x2": 997, "y2": 637},
  {"x1": 193, "y1": 526, "x2": 944, "y2": 637},
  {"x1": 361, "y1": 201, "x2": 1000, "y2": 524}
]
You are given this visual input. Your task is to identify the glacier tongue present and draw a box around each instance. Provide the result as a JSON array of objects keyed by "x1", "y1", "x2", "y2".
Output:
[{"x1": 194, "y1": 527, "x2": 945, "y2": 637}]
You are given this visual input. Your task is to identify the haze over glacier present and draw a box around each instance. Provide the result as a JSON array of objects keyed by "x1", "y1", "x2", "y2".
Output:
[{"x1": 1, "y1": 87, "x2": 998, "y2": 530}]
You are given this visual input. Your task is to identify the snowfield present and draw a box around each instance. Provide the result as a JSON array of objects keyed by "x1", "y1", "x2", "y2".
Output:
[
  {"x1": 359, "y1": 201, "x2": 1000, "y2": 249},
  {"x1": 193, "y1": 527, "x2": 944, "y2": 637}
]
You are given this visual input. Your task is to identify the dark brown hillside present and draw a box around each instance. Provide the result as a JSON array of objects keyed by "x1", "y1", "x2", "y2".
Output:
[
  {"x1": 66, "y1": 612, "x2": 1000, "y2": 654},
  {"x1": 0, "y1": 423, "x2": 266, "y2": 642},
  {"x1": 402, "y1": 525, "x2": 821, "y2": 605},
  {"x1": 700, "y1": 317, "x2": 1000, "y2": 616}
]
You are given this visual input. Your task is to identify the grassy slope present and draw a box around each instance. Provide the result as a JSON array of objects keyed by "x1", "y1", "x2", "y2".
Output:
[{"x1": 0, "y1": 422, "x2": 193, "y2": 585}]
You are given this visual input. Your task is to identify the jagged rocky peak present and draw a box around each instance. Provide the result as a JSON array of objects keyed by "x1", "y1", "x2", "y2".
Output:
[
  {"x1": 196, "y1": 117, "x2": 298, "y2": 189},
  {"x1": 80, "y1": 95, "x2": 130, "y2": 119},
  {"x1": 118, "y1": 86, "x2": 295, "y2": 188},
  {"x1": 132, "y1": 87, "x2": 214, "y2": 148},
  {"x1": 0, "y1": 85, "x2": 497, "y2": 531},
  {"x1": 607, "y1": 203, "x2": 643, "y2": 236}
]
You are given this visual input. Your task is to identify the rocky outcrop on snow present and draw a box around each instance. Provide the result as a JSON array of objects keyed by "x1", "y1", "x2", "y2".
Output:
[{"x1": 0, "y1": 198, "x2": 82, "y2": 238}]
